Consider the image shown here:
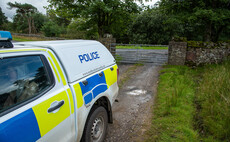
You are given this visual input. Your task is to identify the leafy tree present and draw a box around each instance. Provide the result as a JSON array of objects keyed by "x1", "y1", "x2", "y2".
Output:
[
  {"x1": 46, "y1": 0, "x2": 140, "y2": 38},
  {"x1": 33, "y1": 13, "x2": 48, "y2": 33},
  {"x1": 12, "y1": 12, "x2": 48, "y2": 34},
  {"x1": 47, "y1": 9, "x2": 70, "y2": 27},
  {"x1": 159, "y1": 0, "x2": 230, "y2": 42},
  {"x1": 8, "y1": 2, "x2": 38, "y2": 34},
  {"x1": 66, "y1": 18, "x2": 98, "y2": 39},
  {"x1": 12, "y1": 14, "x2": 28, "y2": 33},
  {"x1": 41, "y1": 21, "x2": 62, "y2": 37},
  {"x1": 129, "y1": 8, "x2": 174, "y2": 44},
  {"x1": 0, "y1": 7, "x2": 8, "y2": 30}
]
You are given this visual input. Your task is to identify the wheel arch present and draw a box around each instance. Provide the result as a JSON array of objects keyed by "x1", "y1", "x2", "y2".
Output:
[{"x1": 90, "y1": 96, "x2": 113, "y2": 124}]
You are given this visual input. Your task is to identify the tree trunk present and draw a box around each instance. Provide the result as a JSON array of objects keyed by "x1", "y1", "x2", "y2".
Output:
[
  {"x1": 97, "y1": 11, "x2": 104, "y2": 37},
  {"x1": 27, "y1": 17, "x2": 32, "y2": 34},
  {"x1": 32, "y1": 18, "x2": 37, "y2": 34},
  {"x1": 212, "y1": 25, "x2": 225, "y2": 42},
  {"x1": 98, "y1": 25, "x2": 103, "y2": 38},
  {"x1": 204, "y1": 22, "x2": 212, "y2": 42}
]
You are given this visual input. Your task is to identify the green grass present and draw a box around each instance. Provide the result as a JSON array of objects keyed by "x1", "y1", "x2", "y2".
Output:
[
  {"x1": 116, "y1": 45, "x2": 168, "y2": 50},
  {"x1": 146, "y1": 61, "x2": 230, "y2": 142},
  {"x1": 13, "y1": 35, "x2": 47, "y2": 41},
  {"x1": 146, "y1": 65, "x2": 199, "y2": 142},
  {"x1": 196, "y1": 61, "x2": 230, "y2": 141}
]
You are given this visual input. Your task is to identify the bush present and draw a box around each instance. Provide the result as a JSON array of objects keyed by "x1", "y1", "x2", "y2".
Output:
[
  {"x1": 63, "y1": 19, "x2": 98, "y2": 39},
  {"x1": 66, "y1": 20, "x2": 86, "y2": 39},
  {"x1": 128, "y1": 9, "x2": 177, "y2": 45},
  {"x1": 41, "y1": 21, "x2": 62, "y2": 37}
]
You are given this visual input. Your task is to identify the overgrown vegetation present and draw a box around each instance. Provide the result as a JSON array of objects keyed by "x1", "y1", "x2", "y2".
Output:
[
  {"x1": 196, "y1": 61, "x2": 230, "y2": 141},
  {"x1": 128, "y1": 9, "x2": 172, "y2": 44},
  {"x1": 146, "y1": 66, "x2": 199, "y2": 141},
  {"x1": 41, "y1": 21, "x2": 63, "y2": 37},
  {"x1": 187, "y1": 41, "x2": 230, "y2": 49},
  {"x1": 159, "y1": 0, "x2": 230, "y2": 42},
  {"x1": 146, "y1": 61, "x2": 230, "y2": 141}
]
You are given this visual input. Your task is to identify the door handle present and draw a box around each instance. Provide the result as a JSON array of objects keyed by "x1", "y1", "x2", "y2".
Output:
[{"x1": 48, "y1": 100, "x2": 65, "y2": 113}]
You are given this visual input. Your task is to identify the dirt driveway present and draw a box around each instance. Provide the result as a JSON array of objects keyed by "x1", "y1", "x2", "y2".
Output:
[{"x1": 105, "y1": 64, "x2": 161, "y2": 142}]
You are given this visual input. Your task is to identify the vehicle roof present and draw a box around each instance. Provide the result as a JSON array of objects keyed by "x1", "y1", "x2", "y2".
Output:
[
  {"x1": 12, "y1": 40, "x2": 115, "y2": 83},
  {"x1": 13, "y1": 40, "x2": 98, "y2": 49}
]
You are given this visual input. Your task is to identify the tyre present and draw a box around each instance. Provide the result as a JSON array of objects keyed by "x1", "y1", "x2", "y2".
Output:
[{"x1": 81, "y1": 106, "x2": 108, "y2": 142}]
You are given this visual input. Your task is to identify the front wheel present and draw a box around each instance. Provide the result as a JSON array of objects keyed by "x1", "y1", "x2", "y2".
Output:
[{"x1": 81, "y1": 106, "x2": 108, "y2": 142}]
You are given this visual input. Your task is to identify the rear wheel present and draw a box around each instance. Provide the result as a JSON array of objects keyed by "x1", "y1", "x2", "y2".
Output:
[{"x1": 81, "y1": 106, "x2": 108, "y2": 142}]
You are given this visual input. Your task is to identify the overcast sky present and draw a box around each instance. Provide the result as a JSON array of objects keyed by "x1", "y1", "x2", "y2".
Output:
[
  {"x1": 0, "y1": 0, "x2": 49, "y2": 21},
  {"x1": 0, "y1": 0, "x2": 159, "y2": 21}
]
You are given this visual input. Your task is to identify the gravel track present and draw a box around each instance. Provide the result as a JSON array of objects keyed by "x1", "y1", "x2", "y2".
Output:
[{"x1": 105, "y1": 64, "x2": 161, "y2": 142}]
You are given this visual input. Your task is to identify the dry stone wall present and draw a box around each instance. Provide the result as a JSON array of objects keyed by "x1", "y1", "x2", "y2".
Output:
[
  {"x1": 98, "y1": 35, "x2": 116, "y2": 56},
  {"x1": 168, "y1": 41, "x2": 230, "y2": 66},
  {"x1": 186, "y1": 47, "x2": 229, "y2": 66}
]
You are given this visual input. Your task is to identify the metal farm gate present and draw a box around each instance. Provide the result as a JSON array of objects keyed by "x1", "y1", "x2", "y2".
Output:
[{"x1": 110, "y1": 44, "x2": 168, "y2": 65}]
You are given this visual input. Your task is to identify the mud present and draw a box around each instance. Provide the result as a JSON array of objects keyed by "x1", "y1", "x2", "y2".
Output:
[{"x1": 105, "y1": 64, "x2": 161, "y2": 142}]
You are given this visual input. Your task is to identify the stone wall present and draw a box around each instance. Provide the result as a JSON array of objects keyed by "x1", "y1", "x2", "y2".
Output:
[
  {"x1": 168, "y1": 41, "x2": 187, "y2": 65},
  {"x1": 98, "y1": 37, "x2": 116, "y2": 50},
  {"x1": 98, "y1": 34, "x2": 116, "y2": 56},
  {"x1": 168, "y1": 41, "x2": 230, "y2": 66},
  {"x1": 186, "y1": 47, "x2": 229, "y2": 66}
]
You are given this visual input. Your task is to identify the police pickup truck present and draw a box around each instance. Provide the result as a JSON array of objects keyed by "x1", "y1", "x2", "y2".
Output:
[{"x1": 0, "y1": 34, "x2": 119, "y2": 142}]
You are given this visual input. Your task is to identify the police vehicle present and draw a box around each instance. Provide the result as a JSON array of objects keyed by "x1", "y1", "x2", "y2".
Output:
[{"x1": 0, "y1": 32, "x2": 119, "y2": 142}]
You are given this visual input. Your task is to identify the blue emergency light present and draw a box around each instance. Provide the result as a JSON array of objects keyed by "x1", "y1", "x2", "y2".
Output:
[{"x1": 0, "y1": 31, "x2": 13, "y2": 48}]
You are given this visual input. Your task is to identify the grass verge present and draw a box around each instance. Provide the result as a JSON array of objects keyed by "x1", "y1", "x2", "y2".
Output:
[
  {"x1": 146, "y1": 61, "x2": 230, "y2": 142},
  {"x1": 195, "y1": 61, "x2": 230, "y2": 141},
  {"x1": 146, "y1": 65, "x2": 199, "y2": 141},
  {"x1": 13, "y1": 35, "x2": 47, "y2": 41},
  {"x1": 116, "y1": 45, "x2": 168, "y2": 50}
]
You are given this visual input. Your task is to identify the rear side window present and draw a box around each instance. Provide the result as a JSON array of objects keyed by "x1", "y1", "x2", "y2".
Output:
[{"x1": 0, "y1": 55, "x2": 52, "y2": 113}]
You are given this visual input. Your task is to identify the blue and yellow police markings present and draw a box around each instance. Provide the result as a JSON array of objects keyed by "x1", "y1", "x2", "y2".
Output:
[
  {"x1": 0, "y1": 109, "x2": 41, "y2": 142},
  {"x1": 0, "y1": 91, "x2": 71, "y2": 142},
  {"x1": 0, "y1": 64, "x2": 118, "y2": 141},
  {"x1": 32, "y1": 91, "x2": 71, "y2": 137},
  {"x1": 73, "y1": 65, "x2": 118, "y2": 107},
  {"x1": 47, "y1": 50, "x2": 67, "y2": 86},
  {"x1": 73, "y1": 83, "x2": 84, "y2": 108},
  {"x1": 104, "y1": 65, "x2": 118, "y2": 87},
  {"x1": 78, "y1": 51, "x2": 100, "y2": 64},
  {"x1": 67, "y1": 88, "x2": 75, "y2": 114}
]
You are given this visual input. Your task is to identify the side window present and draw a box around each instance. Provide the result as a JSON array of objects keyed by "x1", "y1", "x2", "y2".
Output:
[{"x1": 0, "y1": 55, "x2": 53, "y2": 113}]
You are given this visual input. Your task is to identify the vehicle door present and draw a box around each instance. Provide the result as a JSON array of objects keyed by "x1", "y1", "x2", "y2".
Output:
[{"x1": 0, "y1": 50, "x2": 74, "y2": 142}]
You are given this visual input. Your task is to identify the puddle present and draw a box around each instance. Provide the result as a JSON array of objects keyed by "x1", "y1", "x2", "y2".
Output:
[
  {"x1": 127, "y1": 86, "x2": 136, "y2": 89},
  {"x1": 139, "y1": 95, "x2": 152, "y2": 103},
  {"x1": 127, "y1": 89, "x2": 147, "y2": 96}
]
